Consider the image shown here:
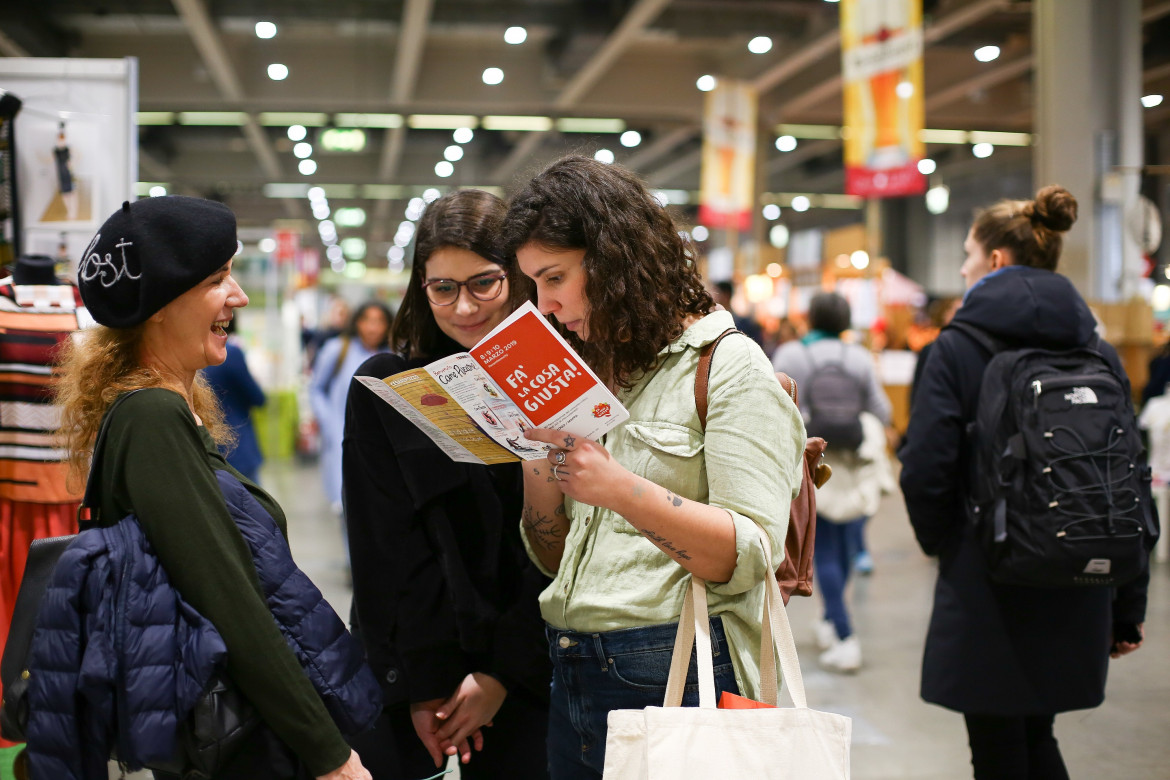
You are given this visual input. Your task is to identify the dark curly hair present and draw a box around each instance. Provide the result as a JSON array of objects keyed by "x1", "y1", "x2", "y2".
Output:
[
  {"x1": 971, "y1": 184, "x2": 1078, "y2": 271},
  {"x1": 392, "y1": 189, "x2": 532, "y2": 358},
  {"x1": 501, "y1": 156, "x2": 714, "y2": 389}
]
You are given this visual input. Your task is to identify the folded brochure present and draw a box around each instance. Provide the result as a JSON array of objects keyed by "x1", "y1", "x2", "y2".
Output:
[{"x1": 355, "y1": 301, "x2": 629, "y2": 464}]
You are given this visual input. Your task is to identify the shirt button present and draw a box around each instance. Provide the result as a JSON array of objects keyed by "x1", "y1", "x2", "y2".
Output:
[
  {"x1": 558, "y1": 636, "x2": 571, "y2": 649},
  {"x1": 385, "y1": 669, "x2": 399, "y2": 684}
]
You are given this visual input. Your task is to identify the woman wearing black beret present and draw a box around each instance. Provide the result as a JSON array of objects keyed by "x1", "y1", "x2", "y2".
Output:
[{"x1": 52, "y1": 196, "x2": 376, "y2": 780}]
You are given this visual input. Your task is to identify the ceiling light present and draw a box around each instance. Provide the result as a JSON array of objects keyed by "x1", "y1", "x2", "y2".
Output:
[
  {"x1": 307, "y1": 186, "x2": 326, "y2": 201},
  {"x1": 974, "y1": 45, "x2": 1001, "y2": 63},
  {"x1": 387, "y1": 245, "x2": 406, "y2": 263},
  {"x1": 267, "y1": 63, "x2": 289, "y2": 81},
  {"x1": 312, "y1": 203, "x2": 331, "y2": 220},
  {"x1": 972, "y1": 142, "x2": 994, "y2": 158},
  {"x1": 504, "y1": 26, "x2": 527, "y2": 45},
  {"x1": 326, "y1": 245, "x2": 343, "y2": 262},
  {"x1": 259, "y1": 238, "x2": 276, "y2": 253},
  {"x1": 444, "y1": 145, "x2": 464, "y2": 162},
  {"x1": 148, "y1": 186, "x2": 166, "y2": 197},
  {"x1": 259, "y1": 112, "x2": 327, "y2": 126},
  {"x1": 556, "y1": 117, "x2": 626, "y2": 133},
  {"x1": 408, "y1": 114, "x2": 478, "y2": 130},
  {"x1": 696, "y1": 75, "x2": 716, "y2": 92},
  {"x1": 748, "y1": 36, "x2": 773, "y2": 54},
  {"x1": 435, "y1": 161, "x2": 454, "y2": 177},
  {"x1": 896, "y1": 81, "x2": 914, "y2": 99},
  {"x1": 298, "y1": 159, "x2": 317, "y2": 175},
  {"x1": 692, "y1": 226, "x2": 709, "y2": 241},
  {"x1": 620, "y1": 130, "x2": 642, "y2": 147},
  {"x1": 334, "y1": 207, "x2": 366, "y2": 228},
  {"x1": 791, "y1": 195, "x2": 810, "y2": 212},
  {"x1": 762, "y1": 204, "x2": 781, "y2": 220},
  {"x1": 769, "y1": 224, "x2": 790, "y2": 248},
  {"x1": 293, "y1": 142, "x2": 313, "y2": 159},
  {"x1": 406, "y1": 197, "x2": 425, "y2": 220},
  {"x1": 917, "y1": 158, "x2": 937, "y2": 175},
  {"x1": 423, "y1": 188, "x2": 441, "y2": 203},
  {"x1": 594, "y1": 149, "x2": 615, "y2": 164},
  {"x1": 396, "y1": 221, "x2": 416, "y2": 241},
  {"x1": 766, "y1": 263, "x2": 782, "y2": 277},
  {"x1": 1142, "y1": 94, "x2": 1164, "y2": 108},
  {"x1": 850, "y1": 250, "x2": 870, "y2": 270},
  {"x1": 341, "y1": 237, "x2": 366, "y2": 261},
  {"x1": 136, "y1": 112, "x2": 174, "y2": 125},
  {"x1": 287, "y1": 124, "x2": 307, "y2": 141},
  {"x1": 177, "y1": 112, "x2": 247, "y2": 126},
  {"x1": 318, "y1": 219, "x2": 336, "y2": 234},
  {"x1": 926, "y1": 184, "x2": 950, "y2": 215},
  {"x1": 483, "y1": 116, "x2": 553, "y2": 131},
  {"x1": 320, "y1": 128, "x2": 366, "y2": 152},
  {"x1": 775, "y1": 135, "x2": 797, "y2": 152},
  {"x1": 482, "y1": 67, "x2": 504, "y2": 85},
  {"x1": 333, "y1": 113, "x2": 403, "y2": 128},
  {"x1": 255, "y1": 21, "x2": 276, "y2": 39},
  {"x1": 453, "y1": 127, "x2": 474, "y2": 144}
]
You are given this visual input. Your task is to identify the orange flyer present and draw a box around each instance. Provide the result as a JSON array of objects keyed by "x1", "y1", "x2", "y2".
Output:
[{"x1": 356, "y1": 301, "x2": 628, "y2": 464}]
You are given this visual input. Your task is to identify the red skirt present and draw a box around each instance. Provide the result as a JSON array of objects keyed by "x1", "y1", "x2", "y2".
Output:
[{"x1": 0, "y1": 499, "x2": 78, "y2": 747}]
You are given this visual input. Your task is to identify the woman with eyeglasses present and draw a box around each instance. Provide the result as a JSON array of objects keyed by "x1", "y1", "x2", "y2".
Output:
[{"x1": 342, "y1": 190, "x2": 550, "y2": 780}]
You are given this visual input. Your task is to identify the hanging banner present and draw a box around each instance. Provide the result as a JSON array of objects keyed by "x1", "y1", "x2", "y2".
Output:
[
  {"x1": 698, "y1": 80, "x2": 756, "y2": 232},
  {"x1": 841, "y1": 0, "x2": 926, "y2": 198}
]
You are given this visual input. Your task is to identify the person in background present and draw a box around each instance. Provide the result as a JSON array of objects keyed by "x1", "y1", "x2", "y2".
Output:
[
  {"x1": 909, "y1": 296, "x2": 961, "y2": 406},
  {"x1": 899, "y1": 185, "x2": 1149, "y2": 779},
  {"x1": 502, "y1": 156, "x2": 804, "y2": 780},
  {"x1": 53, "y1": 196, "x2": 374, "y2": 779},
  {"x1": 711, "y1": 279, "x2": 764, "y2": 346},
  {"x1": 343, "y1": 190, "x2": 549, "y2": 779},
  {"x1": 305, "y1": 296, "x2": 351, "y2": 370},
  {"x1": 771, "y1": 292, "x2": 892, "y2": 672},
  {"x1": 309, "y1": 301, "x2": 392, "y2": 514},
  {"x1": 1142, "y1": 341, "x2": 1170, "y2": 406},
  {"x1": 202, "y1": 317, "x2": 266, "y2": 483}
]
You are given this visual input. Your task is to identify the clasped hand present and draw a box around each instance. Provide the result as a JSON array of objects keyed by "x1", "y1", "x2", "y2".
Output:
[
  {"x1": 523, "y1": 428, "x2": 629, "y2": 507},
  {"x1": 411, "y1": 672, "x2": 507, "y2": 767}
]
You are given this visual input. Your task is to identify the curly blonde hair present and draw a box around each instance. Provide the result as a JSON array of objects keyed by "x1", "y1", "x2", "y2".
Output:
[{"x1": 55, "y1": 325, "x2": 233, "y2": 493}]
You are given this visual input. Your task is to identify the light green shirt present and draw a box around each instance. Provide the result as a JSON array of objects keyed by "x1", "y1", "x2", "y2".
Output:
[{"x1": 522, "y1": 310, "x2": 806, "y2": 699}]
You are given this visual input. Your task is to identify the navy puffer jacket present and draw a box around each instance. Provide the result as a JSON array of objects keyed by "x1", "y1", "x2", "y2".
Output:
[{"x1": 27, "y1": 470, "x2": 381, "y2": 779}]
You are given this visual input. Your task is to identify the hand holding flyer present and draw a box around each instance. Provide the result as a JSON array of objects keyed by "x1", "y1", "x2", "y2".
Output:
[{"x1": 355, "y1": 301, "x2": 629, "y2": 464}]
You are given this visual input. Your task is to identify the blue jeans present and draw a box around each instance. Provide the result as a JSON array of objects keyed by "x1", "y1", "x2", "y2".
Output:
[
  {"x1": 814, "y1": 515, "x2": 866, "y2": 640},
  {"x1": 546, "y1": 618, "x2": 740, "y2": 780}
]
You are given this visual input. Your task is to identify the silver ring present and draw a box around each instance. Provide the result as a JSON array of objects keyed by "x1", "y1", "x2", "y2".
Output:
[
  {"x1": 552, "y1": 464, "x2": 562, "y2": 480},
  {"x1": 554, "y1": 450, "x2": 567, "y2": 465}
]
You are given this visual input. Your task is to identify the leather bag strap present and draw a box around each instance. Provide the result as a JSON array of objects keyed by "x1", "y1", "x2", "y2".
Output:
[{"x1": 695, "y1": 328, "x2": 742, "y2": 430}]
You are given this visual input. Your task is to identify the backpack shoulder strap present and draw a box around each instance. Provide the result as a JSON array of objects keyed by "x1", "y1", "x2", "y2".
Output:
[
  {"x1": 695, "y1": 328, "x2": 742, "y2": 431},
  {"x1": 79, "y1": 389, "x2": 145, "y2": 529},
  {"x1": 945, "y1": 320, "x2": 1007, "y2": 358}
]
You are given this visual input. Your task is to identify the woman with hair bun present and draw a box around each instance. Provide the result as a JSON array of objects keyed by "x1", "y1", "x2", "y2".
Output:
[{"x1": 899, "y1": 185, "x2": 1151, "y2": 778}]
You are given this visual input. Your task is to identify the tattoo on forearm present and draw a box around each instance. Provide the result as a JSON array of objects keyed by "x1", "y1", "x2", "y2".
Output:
[
  {"x1": 522, "y1": 502, "x2": 565, "y2": 551},
  {"x1": 554, "y1": 505, "x2": 566, "y2": 517},
  {"x1": 563, "y1": 435, "x2": 576, "y2": 448},
  {"x1": 632, "y1": 483, "x2": 645, "y2": 498},
  {"x1": 636, "y1": 526, "x2": 693, "y2": 560},
  {"x1": 533, "y1": 467, "x2": 541, "y2": 475},
  {"x1": 665, "y1": 489, "x2": 683, "y2": 507}
]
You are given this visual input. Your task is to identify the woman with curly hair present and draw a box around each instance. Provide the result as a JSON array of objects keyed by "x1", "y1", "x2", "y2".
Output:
[{"x1": 501, "y1": 156, "x2": 806, "y2": 779}]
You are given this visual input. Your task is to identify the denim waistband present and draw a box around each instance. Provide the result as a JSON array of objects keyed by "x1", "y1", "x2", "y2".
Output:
[{"x1": 547, "y1": 617, "x2": 728, "y2": 660}]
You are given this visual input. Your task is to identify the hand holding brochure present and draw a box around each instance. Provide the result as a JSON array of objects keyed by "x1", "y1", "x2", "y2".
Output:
[{"x1": 355, "y1": 301, "x2": 629, "y2": 464}]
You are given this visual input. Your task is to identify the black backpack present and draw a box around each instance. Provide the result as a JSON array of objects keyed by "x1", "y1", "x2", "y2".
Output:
[
  {"x1": 803, "y1": 342, "x2": 865, "y2": 451},
  {"x1": 954, "y1": 321, "x2": 1157, "y2": 588}
]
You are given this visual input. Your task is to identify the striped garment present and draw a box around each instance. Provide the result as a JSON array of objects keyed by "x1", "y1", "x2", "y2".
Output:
[{"x1": 0, "y1": 278, "x2": 88, "y2": 504}]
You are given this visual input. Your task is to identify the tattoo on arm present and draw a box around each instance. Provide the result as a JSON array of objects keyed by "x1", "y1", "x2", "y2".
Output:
[
  {"x1": 632, "y1": 483, "x2": 645, "y2": 498},
  {"x1": 636, "y1": 526, "x2": 693, "y2": 560},
  {"x1": 665, "y1": 489, "x2": 683, "y2": 507},
  {"x1": 522, "y1": 502, "x2": 565, "y2": 551},
  {"x1": 533, "y1": 467, "x2": 541, "y2": 475}
]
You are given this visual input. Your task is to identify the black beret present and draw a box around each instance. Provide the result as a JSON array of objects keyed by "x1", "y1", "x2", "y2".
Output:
[{"x1": 78, "y1": 195, "x2": 238, "y2": 328}]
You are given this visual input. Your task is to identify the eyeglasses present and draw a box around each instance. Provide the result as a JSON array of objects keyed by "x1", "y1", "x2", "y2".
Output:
[{"x1": 422, "y1": 273, "x2": 507, "y2": 306}]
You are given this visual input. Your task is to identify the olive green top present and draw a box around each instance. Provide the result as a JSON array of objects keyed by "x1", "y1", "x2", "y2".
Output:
[
  {"x1": 522, "y1": 310, "x2": 806, "y2": 699},
  {"x1": 97, "y1": 388, "x2": 350, "y2": 777}
]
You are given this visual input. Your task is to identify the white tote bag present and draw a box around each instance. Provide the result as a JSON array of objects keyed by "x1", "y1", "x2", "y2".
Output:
[{"x1": 602, "y1": 528, "x2": 852, "y2": 779}]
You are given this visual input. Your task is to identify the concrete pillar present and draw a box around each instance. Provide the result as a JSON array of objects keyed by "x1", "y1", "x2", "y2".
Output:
[{"x1": 1033, "y1": 0, "x2": 1144, "y2": 302}]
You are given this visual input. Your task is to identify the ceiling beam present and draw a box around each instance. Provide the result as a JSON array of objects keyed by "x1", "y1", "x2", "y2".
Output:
[
  {"x1": 925, "y1": 54, "x2": 1033, "y2": 112},
  {"x1": 492, "y1": 0, "x2": 673, "y2": 183},
  {"x1": 373, "y1": 0, "x2": 436, "y2": 240},
  {"x1": 623, "y1": 126, "x2": 699, "y2": 173},
  {"x1": 1143, "y1": 0, "x2": 1170, "y2": 23},
  {"x1": 752, "y1": 29, "x2": 840, "y2": 96},
  {"x1": 781, "y1": 0, "x2": 1012, "y2": 117},
  {"x1": 170, "y1": 0, "x2": 296, "y2": 215},
  {"x1": 646, "y1": 148, "x2": 702, "y2": 187},
  {"x1": 0, "y1": 28, "x2": 31, "y2": 58}
]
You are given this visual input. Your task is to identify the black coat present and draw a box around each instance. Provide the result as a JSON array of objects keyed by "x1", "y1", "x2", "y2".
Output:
[
  {"x1": 899, "y1": 266, "x2": 1151, "y2": 716},
  {"x1": 342, "y1": 344, "x2": 551, "y2": 709}
]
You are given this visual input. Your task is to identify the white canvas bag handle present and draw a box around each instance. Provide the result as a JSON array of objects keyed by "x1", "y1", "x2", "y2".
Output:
[{"x1": 663, "y1": 526, "x2": 807, "y2": 710}]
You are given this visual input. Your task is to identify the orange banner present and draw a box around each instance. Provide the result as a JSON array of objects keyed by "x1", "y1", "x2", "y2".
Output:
[
  {"x1": 841, "y1": 0, "x2": 926, "y2": 198},
  {"x1": 698, "y1": 80, "x2": 757, "y2": 231}
]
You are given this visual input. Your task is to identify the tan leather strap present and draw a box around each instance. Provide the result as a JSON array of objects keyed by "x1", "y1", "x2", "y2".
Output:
[
  {"x1": 695, "y1": 328, "x2": 742, "y2": 430},
  {"x1": 775, "y1": 371, "x2": 799, "y2": 406}
]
